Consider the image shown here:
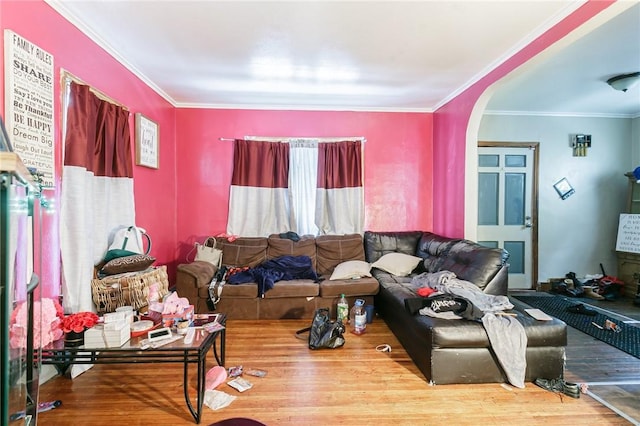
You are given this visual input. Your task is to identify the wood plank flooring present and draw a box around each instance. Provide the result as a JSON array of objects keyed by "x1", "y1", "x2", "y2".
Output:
[{"x1": 36, "y1": 307, "x2": 639, "y2": 426}]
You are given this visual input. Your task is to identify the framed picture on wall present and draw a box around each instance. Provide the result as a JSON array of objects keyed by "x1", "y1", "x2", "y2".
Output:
[{"x1": 135, "y1": 113, "x2": 159, "y2": 169}]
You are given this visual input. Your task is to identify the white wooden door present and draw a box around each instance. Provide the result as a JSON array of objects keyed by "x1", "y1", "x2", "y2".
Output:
[{"x1": 477, "y1": 147, "x2": 534, "y2": 289}]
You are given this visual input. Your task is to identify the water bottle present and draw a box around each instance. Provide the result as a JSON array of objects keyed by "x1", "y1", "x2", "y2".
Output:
[
  {"x1": 349, "y1": 299, "x2": 366, "y2": 335},
  {"x1": 337, "y1": 294, "x2": 349, "y2": 323}
]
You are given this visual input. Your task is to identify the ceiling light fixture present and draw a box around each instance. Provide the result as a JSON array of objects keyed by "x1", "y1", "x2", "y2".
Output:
[{"x1": 606, "y1": 72, "x2": 640, "y2": 92}]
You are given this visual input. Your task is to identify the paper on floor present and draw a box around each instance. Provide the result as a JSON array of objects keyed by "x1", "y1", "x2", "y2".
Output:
[{"x1": 204, "y1": 389, "x2": 236, "y2": 410}]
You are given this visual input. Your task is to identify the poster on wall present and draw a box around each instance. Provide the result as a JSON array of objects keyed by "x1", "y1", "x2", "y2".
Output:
[
  {"x1": 616, "y1": 213, "x2": 640, "y2": 254},
  {"x1": 4, "y1": 30, "x2": 55, "y2": 188}
]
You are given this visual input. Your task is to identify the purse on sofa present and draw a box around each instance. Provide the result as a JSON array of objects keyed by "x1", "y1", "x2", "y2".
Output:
[
  {"x1": 195, "y1": 237, "x2": 223, "y2": 268},
  {"x1": 296, "y1": 308, "x2": 345, "y2": 350}
]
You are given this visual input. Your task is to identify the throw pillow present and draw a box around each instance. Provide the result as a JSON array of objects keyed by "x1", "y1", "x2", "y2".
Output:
[
  {"x1": 329, "y1": 260, "x2": 372, "y2": 280},
  {"x1": 100, "y1": 254, "x2": 156, "y2": 276},
  {"x1": 371, "y1": 252, "x2": 422, "y2": 277},
  {"x1": 103, "y1": 248, "x2": 138, "y2": 263}
]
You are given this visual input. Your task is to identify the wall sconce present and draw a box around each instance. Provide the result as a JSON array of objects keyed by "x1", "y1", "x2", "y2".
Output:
[
  {"x1": 570, "y1": 134, "x2": 591, "y2": 157},
  {"x1": 606, "y1": 72, "x2": 640, "y2": 92}
]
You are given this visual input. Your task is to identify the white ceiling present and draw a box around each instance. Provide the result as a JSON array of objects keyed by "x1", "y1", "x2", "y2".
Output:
[{"x1": 45, "y1": 1, "x2": 640, "y2": 117}]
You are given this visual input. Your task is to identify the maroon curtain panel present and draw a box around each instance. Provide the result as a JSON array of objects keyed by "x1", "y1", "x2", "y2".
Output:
[
  {"x1": 231, "y1": 139, "x2": 289, "y2": 188},
  {"x1": 64, "y1": 82, "x2": 132, "y2": 178},
  {"x1": 317, "y1": 140, "x2": 363, "y2": 189}
]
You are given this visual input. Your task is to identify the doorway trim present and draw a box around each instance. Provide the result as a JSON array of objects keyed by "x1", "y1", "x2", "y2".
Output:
[{"x1": 478, "y1": 141, "x2": 540, "y2": 289}]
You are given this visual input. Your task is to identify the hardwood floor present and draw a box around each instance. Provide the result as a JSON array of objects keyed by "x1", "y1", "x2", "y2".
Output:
[{"x1": 36, "y1": 303, "x2": 639, "y2": 426}]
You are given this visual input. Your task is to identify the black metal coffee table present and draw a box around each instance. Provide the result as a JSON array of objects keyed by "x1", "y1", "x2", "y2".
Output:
[{"x1": 39, "y1": 316, "x2": 226, "y2": 424}]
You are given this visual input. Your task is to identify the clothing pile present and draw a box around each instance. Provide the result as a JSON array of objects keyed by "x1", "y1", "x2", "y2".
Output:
[{"x1": 228, "y1": 255, "x2": 319, "y2": 297}]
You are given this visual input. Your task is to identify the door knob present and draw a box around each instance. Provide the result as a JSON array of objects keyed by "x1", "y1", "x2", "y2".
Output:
[{"x1": 525, "y1": 216, "x2": 532, "y2": 228}]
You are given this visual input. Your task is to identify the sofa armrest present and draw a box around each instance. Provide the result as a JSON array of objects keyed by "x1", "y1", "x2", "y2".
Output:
[
  {"x1": 175, "y1": 261, "x2": 217, "y2": 307},
  {"x1": 483, "y1": 264, "x2": 509, "y2": 296}
]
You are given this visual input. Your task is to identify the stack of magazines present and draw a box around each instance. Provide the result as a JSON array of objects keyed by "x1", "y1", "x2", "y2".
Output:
[{"x1": 192, "y1": 314, "x2": 225, "y2": 333}]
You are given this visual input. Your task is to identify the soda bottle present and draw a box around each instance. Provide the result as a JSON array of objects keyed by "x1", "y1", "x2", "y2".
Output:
[
  {"x1": 349, "y1": 299, "x2": 366, "y2": 335},
  {"x1": 337, "y1": 294, "x2": 349, "y2": 323}
]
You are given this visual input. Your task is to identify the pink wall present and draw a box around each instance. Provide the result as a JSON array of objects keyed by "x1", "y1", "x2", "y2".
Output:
[
  {"x1": 432, "y1": 0, "x2": 615, "y2": 238},
  {"x1": 1, "y1": 1, "x2": 177, "y2": 295},
  {"x1": 175, "y1": 109, "x2": 433, "y2": 261}
]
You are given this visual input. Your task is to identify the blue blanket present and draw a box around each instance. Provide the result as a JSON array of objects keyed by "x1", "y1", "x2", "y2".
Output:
[{"x1": 228, "y1": 255, "x2": 319, "y2": 297}]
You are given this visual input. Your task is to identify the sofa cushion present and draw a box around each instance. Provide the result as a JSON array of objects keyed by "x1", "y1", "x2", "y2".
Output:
[
  {"x1": 416, "y1": 232, "x2": 461, "y2": 267},
  {"x1": 218, "y1": 283, "x2": 259, "y2": 298},
  {"x1": 371, "y1": 252, "x2": 422, "y2": 276},
  {"x1": 218, "y1": 237, "x2": 268, "y2": 268},
  {"x1": 196, "y1": 281, "x2": 257, "y2": 300},
  {"x1": 263, "y1": 279, "x2": 319, "y2": 298},
  {"x1": 315, "y1": 234, "x2": 365, "y2": 276},
  {"x1": 319, "y1": 276, "x2": 379, "y2": 298},
  {"x1": 267, "y1": 235, "x2": 317, "y2": 269},
  {"x1": 329, "y1": 260, "x2": 371, "y2": 280},
  {"x1": 363, "y1": 231, "x2": 423, "y2": 264},
  {"x1": 417, "y1": 232, "x2": 508, "y2": 289}
]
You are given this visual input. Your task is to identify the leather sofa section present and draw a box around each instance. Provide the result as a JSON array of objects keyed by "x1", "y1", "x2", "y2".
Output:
[
  {"x1": 366, "y1": 230, "x2": 567, "y2": 385},
  {"x1": 417, "y1": 232, "x2": 509, "y2": 291},
  {"x1": 434, "y1": 240, "x2": 508, "y2": 290},
  {"x1": 416, "y1": 232, "x2": 461, "y2": 270},
  {"x1": 364, "y1": 231, "x2": 423, "y2": 264},
  {"x1": 427, "y1": 313, "x2": 566, "y2": 348}
]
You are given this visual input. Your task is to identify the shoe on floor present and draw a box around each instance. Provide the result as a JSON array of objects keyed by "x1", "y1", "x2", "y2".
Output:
[
  {"x1": 565, "y1": 303, "x2": 597, "y2": 316},
  {"x1": 561, "y1": 381, "x2": 580, "y2": 399},
  {"x1": 534, "y1": 378, "x2": 580, "y2": 399},
  {"x1": 583, "y1": 286, "x2": 605, "y2": 300},
  {"x1": 534, "y1": 378, "x2": 564, "y2": 393}
]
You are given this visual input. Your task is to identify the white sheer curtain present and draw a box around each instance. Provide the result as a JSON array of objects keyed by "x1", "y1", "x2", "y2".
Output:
[{"x1": 289, "y1": 140, "x2": 318, "y2": 236}]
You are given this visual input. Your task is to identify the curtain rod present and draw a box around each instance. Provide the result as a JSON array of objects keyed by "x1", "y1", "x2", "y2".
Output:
[
  {"x1": 61, "y1": 69, "x2": 129, "y2": 111},
  {"x1": 218, "y1": 136, "x2": 366, "y2": 143}
]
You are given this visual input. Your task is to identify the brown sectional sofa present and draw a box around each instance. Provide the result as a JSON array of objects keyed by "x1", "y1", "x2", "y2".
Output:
[
  {"x1": 175, "y1": 233, "x2": 379, "y2": 319},
  {"x1": 177, "y1": 229, "x2": 567, "y2": 386}
]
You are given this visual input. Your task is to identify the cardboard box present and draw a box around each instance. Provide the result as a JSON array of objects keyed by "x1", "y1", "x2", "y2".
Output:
[
  {"x1": 537, "y1": 281, "x2": 552, "y2": 292},
  {"x1": 84, "y1": 321, "x2": 130, "y2": 348},
  {"x1": 538, "y1": 277, "x2": 565, "y2": 292}
]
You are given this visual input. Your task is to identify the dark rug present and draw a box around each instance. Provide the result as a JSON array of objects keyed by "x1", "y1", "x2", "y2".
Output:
[{"x1": 512, "y1": 294, "x2": 640, "y2": 359}]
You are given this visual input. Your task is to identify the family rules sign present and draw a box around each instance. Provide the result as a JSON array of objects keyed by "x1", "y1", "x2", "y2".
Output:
[
  {"x1": 4, "y1": 30, "x2": 54, "y2": 187},
  {"x1": 616, "y1": 214, "x2": 640, "y2": 254}
]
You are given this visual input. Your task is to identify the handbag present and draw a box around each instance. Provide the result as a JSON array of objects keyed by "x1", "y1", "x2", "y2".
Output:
[
  {"x1": 195, "y1": 237, "x2": 223, "y2": 268},
  {"x1": 295, "y1": 308, "x2": 345, "y2": 350},
  {"x1": 108, "y1": 226, "x2": 151, "y2": 255}
]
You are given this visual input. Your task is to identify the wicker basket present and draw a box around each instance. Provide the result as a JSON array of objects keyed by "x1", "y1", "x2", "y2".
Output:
[{"x1": 91, "y1": 266, "x2": 169, "y2": 314}]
